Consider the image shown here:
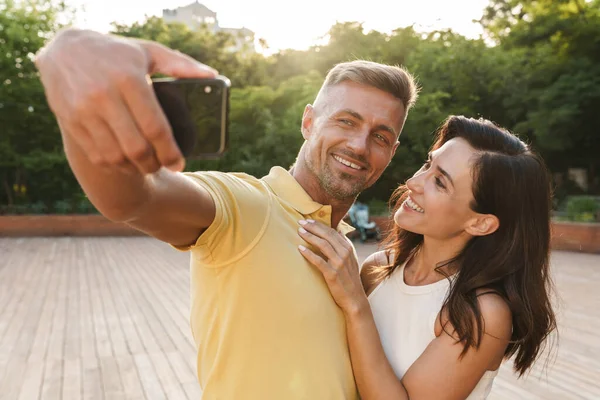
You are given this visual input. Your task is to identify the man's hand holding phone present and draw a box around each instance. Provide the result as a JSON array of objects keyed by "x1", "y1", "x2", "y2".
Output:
[{"x1": 35, "y1": 28, "x2": 220, "y2": 175}]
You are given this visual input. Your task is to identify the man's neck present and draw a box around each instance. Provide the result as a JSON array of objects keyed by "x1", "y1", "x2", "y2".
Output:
[{"x1": 290, "y1": 165, "x2": 355, "y2": 228}]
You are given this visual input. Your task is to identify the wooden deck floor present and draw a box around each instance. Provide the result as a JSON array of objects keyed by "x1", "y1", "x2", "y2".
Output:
[{"x1": 0, "y1": 237, "x2": 598, "y2": 399}]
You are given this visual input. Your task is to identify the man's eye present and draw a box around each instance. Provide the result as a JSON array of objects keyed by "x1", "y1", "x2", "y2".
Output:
[
  {"x1": 339, "y1": 119, "x2": 353, "y2": 126},
  {"x1": 375, "y1": 134, "x2": 390, "y2": 144}
]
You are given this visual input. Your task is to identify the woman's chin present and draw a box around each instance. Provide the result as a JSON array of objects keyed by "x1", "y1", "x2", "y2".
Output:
[{"x1": 393, "y1": 216, "x2": 423, "y2": 235}]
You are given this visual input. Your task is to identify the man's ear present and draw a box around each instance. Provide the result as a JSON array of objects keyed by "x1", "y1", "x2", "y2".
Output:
[
  {"x1": 301, "y1": 104, "x2": 314, "y2": 140},
  {"x1": 465, "y1": 213, "x2": 500, "y2": 237},
  {"x1": 392, "y1": 140, "x2": 400, "y2": 157}
]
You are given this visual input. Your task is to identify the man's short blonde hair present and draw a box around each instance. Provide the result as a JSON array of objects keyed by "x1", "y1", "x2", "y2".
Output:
[{"x1": 320, "y1": 60, "x2": 419, "y2": 113}]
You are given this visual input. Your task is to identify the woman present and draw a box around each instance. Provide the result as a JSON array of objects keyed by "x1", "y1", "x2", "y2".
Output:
[{"x1": 297, "y1": 116, "x2": 557, "y2": 399}]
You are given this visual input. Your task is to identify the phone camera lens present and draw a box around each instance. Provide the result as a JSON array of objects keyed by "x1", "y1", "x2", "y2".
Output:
[{"x1": 204, "y1": 86, "x2": 212, "y2": 94}]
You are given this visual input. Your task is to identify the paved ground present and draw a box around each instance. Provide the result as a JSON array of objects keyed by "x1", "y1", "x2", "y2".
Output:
[{"x1": 0, "y1": 237, "x2": 598, "y2": 399}]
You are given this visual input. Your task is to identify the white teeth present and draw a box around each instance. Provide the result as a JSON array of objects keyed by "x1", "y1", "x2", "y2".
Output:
[
  {"x1": 334, "y1": 155, "x2": 362, "y2": 170},
  {"x1": 405, "y1": 197, "x2": 424, "y2": 213}
]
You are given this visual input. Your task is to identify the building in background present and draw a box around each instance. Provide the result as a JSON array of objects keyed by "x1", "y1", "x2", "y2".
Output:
[{"x1": 162, "y1": 1, "x2": 255, "y2": 53}]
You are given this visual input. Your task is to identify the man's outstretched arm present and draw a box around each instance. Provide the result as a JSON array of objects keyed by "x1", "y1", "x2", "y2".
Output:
[{"x1": 36, "y1": 28, "x2": 218, "y2": 246}]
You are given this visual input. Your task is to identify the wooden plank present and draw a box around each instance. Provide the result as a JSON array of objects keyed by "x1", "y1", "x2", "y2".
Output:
[
  {"x1": 0, "y1": 240, "x2": 39, "y2": 358},
  {"x1": 81, "y1": 356, "x2": 103, "y2": 400},
  {"x1": 120, "y1": 241, "x2": 200, "y2": 382},
  {"x1": 115, "y1": 354, "x2": 146, "y2": 400},
  {"x1": 96, "y1": 258, "x2": 130, "y2": 358},
  {"x1": 79, "y1": 240, "x2": 97, "y2": 361},
  {"x1": 134, "y1": 353, "x2": 166, "y2": 400},
  {"x1": 114, "y1": 240, "x2": 197, "y2": 378},
  {"x1": 41, "y1": 240, "x2": 71, "y2": 399},
  {"x1": 166, "y1": 352, "x2": 202, "y2": 400},
  {"x1": 47, "y1": 240, "x2": 69, "y2": 363},
  {"x1": 19, "y1": 240, "x2": 61, "y2": 399},
  {"x1": 40, "y1": 359, "x2": 63, "y2": 400},
  {"x1": 120, "y1": 243, "x2": 196, "y2": 355},
  {"x1": 0, "y1": 238, "x2": 598, "y2": 400},
  {"x1": 84, "y1": 241, "x2": 112, "y2": 360},
  {"x1": 17, "y1": 357, "x2": 46, "y2": 400},
  {"x1": 148, "y1": 352, "x2": 188, "y2": 400},
  {"x1": 110, "y1": 244, "x2": 178, "y2": 355},
  {"x1": 64, "y1": 239, "x2": 82, "y2": 362},
  {"x1": 100, "y1": 356, "x2": 125, "y2": 400},
  {"x1": 96, "y1": 241, "x2": 145, "y2": 357},
  {"x1": 63, "y1": 358, "x2": 83, "y2": 400},
  {"x1": 1, "y1": 239, "x2": 55, "y2": 399}
]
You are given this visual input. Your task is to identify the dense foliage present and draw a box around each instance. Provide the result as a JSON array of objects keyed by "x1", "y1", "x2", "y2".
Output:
[{"x1": 1, "y1": 0, "x2": 599, "y2": 217}]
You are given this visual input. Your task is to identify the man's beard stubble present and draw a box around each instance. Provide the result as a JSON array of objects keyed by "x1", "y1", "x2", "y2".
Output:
[{"x1": 306, "y1": 154, "x2": 368, "y2": 201}]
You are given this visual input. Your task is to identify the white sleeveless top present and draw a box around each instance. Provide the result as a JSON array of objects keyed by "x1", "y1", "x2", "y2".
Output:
[{"x1": 368, "y1": 263, "x2": 498, "y2": 399}]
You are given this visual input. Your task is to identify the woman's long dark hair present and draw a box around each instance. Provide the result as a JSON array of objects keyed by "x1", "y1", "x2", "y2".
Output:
[{"x1": 378, "y1": 115, "x2": 557, "y2": 376}]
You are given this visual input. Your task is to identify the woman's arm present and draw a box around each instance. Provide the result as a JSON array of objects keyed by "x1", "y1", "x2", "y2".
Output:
[
  {"x1": 298, "y1": 220, "x2": 511, "y2": 400},
  {"x1": 343, "y1": 293, "x2": 511, "y2": 400},
  {"x1": 401, "y1": 293, "x2": 511, "y2": 399}
]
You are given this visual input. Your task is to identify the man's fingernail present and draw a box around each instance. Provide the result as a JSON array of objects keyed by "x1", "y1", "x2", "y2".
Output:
[
  {"x1": 298, "y1": 245, "x2": 307, "y2": 251},
  {"x1": 299, "y1": 227, "x2": 307, "y2": 234},
  {"x1": 306, "y1": 219, "x2": 315, "y2": 223},
  {"x1": 298, "y1": 220, "x2": 307, "y2": 225}
]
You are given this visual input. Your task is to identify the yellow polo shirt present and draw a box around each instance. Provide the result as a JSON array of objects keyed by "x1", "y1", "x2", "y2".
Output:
[{"x1": 174, "y1": 166, "x2": 359, "y2": 400}]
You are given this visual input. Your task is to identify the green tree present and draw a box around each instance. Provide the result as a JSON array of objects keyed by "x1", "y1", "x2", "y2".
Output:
[
  {"x1": 481, "y1": 0, "x2": 600, "y2": 192},
  {"x1": 0, "y1": 0, "x2": 82, "y2": 213},
  {"x1": 4, "y1": 2, "x2": 598, "y2": 213},
  {"x1": 111, "y1": 16, "x2": 271, "y2": 88}
]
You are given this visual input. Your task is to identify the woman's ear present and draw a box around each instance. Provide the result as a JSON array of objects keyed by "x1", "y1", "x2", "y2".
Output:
[
  {"x1": 301, "y1": 104, "x2": 314, "y2": 140},
  {"x1": 465, "y1": 213, "x2": 500, "y2": 237}
]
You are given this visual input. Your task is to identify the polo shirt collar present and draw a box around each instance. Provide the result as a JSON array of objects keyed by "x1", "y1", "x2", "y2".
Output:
[
  {"x1": 262, "y1": 166, "x2": 323, "y2": 214},
  {"x1": 262, "y1": 166, "x2": 355, "y2": 235}
]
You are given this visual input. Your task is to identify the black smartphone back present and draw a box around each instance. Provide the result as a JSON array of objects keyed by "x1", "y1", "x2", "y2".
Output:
[{"x1": 152, "y1": 76, "x2": 230, "y2": 159}]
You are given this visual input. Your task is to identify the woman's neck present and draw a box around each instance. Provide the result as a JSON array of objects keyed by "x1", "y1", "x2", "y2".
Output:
[{"x1": 405, "y1": 235, "x2": 469, "y2": 286}]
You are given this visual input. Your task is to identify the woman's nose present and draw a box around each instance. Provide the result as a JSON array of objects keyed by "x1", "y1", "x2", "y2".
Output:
[{"x1": 406, "y1": 171, "x2": 425, "y2": 193}]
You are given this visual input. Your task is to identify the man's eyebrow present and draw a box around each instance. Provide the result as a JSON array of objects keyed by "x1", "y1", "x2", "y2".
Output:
[
  {"x1": 338, "y1": 109, "x2": 363, "y2": 121},
  {"x1": 337, "y1": 109, "x2": 397, "y2": 136}
]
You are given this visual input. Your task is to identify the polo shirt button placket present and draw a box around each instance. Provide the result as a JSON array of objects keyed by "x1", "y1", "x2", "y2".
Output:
[{"x1": 314, "y1": 208, "x2": 332, "y2": 226}]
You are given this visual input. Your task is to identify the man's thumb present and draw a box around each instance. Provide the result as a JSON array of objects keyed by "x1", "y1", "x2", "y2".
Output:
[{"x1": 139, "y1": 40, "x2": 218, "y2": 78}]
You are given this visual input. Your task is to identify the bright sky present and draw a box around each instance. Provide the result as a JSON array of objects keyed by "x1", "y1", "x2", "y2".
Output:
[{"x1": 69, "y1": 0, "x2": 491, "y2": 53}]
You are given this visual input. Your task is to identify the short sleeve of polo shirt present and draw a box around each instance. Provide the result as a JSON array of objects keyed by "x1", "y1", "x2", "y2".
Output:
[{"x1": 170, "y1": 171, "x2": 271, "y2": 266}]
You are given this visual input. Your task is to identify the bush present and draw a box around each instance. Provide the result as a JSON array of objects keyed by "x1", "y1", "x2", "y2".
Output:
[
  {"x1": 75, "y1": 196, "x2": 98, "y2": 214},
  {"x1": 12, "y1": 204, "x2": 30, "y2": 215},
  {"x1": 30, "y1": 201, "x2": 48, "y2": 214},
  {"x1": 566, "y1": 196, "x2": 599, "y2": 222},
  {"x1": 52, "y1": 200, "x2": 72, "y2": 215},
  {"x1": 368, "y1": 198, "x2": 391, "y2": 216}
]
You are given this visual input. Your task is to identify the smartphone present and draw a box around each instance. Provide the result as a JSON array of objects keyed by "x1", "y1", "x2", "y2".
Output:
[{"x1": 152, "y1": 76, "x2": 230, "y2": 159}]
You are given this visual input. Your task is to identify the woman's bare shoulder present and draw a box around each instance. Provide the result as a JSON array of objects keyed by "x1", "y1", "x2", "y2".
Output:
[
  {"x1": 361, "y1": 250, "x2": 391, "y2": 269},
  {"x1": 360, "y1": 250, "x2": 393, "y2": 296}
]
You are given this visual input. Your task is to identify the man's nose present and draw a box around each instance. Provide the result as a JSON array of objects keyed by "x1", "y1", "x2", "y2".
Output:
[{"x1": 346, "y1": 130, "x2": 369, "y2": 155}]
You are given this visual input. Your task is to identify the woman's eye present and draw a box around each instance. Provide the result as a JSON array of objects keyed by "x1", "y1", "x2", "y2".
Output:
[{"x1": 435, "y1": 177, "x2": 446, "y2": 189}]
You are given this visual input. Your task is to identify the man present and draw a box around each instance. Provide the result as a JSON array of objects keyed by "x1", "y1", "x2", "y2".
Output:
[{"x1": 36, "y1": 28, "x2": 419, "y2": 399}]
